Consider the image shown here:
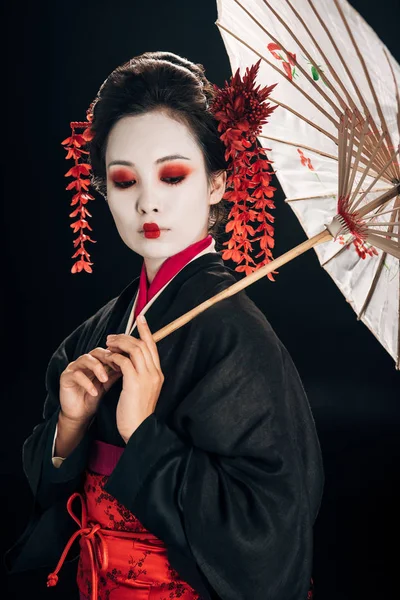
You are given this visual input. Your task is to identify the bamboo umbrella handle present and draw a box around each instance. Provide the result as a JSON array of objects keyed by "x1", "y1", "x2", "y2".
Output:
[{"x1": 152, "y1": 228, "x2": 332, "y2": 343}]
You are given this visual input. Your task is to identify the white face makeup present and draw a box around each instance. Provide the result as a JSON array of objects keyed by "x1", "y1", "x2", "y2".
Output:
[{"x1": 105, "y1": 110, "x2": 225, "y2": 281}]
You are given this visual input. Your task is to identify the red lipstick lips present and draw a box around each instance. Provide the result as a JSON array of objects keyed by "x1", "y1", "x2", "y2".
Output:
[{"x1": 143, "y1": 223, "x2": 161, "y2": 239}]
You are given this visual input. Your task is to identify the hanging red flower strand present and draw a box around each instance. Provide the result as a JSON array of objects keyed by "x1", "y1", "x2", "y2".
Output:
[
  {"x1": 211, "y1": 59, "x2": 279, "y2": 277},
  {"x1": 61, "y1": 106, "x2": 96, "y2": 274}
]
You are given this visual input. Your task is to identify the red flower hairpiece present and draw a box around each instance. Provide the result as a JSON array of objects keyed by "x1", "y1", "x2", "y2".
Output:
[
  {"x1": 61, "y1": 105, "x2": 96, "y2": 273},
  {"x1": 210, "y1": 59, "x2": 279, "y2": 277}
]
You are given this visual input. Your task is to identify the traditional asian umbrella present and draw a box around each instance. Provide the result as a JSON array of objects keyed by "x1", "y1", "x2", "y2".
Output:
[{"x1": 151, "y1": 0, "x2": 400, "y2": 371}]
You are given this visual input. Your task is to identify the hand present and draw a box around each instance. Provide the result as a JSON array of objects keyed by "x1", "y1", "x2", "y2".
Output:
[
  {"x1": 59, "y1": 347, "x2": 122, "y2": 426},
  {"x1": 105, "y1": 315, "x2": 164, "y2": 443}
]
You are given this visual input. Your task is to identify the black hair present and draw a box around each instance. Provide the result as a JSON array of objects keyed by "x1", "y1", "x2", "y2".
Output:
[{"x1": 88, "y1": 51, "x2": 229, "y2": 238}]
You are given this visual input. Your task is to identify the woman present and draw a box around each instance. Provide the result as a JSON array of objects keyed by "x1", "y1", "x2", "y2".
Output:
[{"x1": 5, "y1": 51, "x2": 324, "y2": 600}]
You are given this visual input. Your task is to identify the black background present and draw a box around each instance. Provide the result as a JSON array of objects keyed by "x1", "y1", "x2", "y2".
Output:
[{"x1": 3, "y1": 1, "x2": 399, "y2": 598}]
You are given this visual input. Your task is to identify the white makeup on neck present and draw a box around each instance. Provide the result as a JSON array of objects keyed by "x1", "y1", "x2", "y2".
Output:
[{"x1": 105, "y1": 110, "x2": 225, "y2": 284}]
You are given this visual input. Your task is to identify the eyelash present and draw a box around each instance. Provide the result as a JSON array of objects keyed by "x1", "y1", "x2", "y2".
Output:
[{"x1": 112, "y1": 176, "x2": 185, "y2": 189}]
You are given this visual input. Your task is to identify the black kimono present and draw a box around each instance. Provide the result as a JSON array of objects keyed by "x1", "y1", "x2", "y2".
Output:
[{"x1": 5, "y1": 251, "x2": 324, "y2": 599}]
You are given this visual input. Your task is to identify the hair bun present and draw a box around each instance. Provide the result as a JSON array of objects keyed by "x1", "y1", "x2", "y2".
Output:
[{"x1": 138, "y1": 51, "x2": 215, "y2": 105}]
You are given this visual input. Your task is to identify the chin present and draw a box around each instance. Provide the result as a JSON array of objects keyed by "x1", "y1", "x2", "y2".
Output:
[{"x1": 126, "y1": 239, "x2": 179, "y2": 258}]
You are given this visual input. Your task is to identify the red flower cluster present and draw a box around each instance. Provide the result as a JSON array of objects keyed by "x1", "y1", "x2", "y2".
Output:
[
  {"x1": 210, "y1": 59, "x2": 278, "y2": 277},
  {"x1": 61, "y1": 105, "x2": 96, "y2": 273}
]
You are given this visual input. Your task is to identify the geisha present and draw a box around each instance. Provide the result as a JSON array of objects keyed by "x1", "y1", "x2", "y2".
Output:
[{"x1": 5, "y1": 51, "x2": 324, "y2": 600}]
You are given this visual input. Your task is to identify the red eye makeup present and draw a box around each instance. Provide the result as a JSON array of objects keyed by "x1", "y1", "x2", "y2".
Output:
[
  {"x1": 108, "y1": 162, "x2": 194, "y2": 189},
  {"x1": 109, "y1": 167, "x2": 136, "y2": 184},
  {"x1": 159, "y1": 164, "x2": 193, "y2": 179}
]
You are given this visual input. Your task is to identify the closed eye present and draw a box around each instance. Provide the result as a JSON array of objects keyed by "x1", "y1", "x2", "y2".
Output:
[{"x1": 112, "y1": 176, "x2": 185, "y2": 189}]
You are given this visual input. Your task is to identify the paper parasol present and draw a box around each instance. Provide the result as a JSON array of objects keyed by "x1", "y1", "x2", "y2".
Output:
[
  {"x1": 150, "y1": 0, "x2": 400, "y2": 369},
  {"x1": 149, "y1": 0, "x2": 400, "y2": 372}
]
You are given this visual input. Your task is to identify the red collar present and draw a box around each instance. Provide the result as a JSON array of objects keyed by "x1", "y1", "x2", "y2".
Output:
[{"x1": 134, "y1": 235, "x2": 213, "y2": 319}]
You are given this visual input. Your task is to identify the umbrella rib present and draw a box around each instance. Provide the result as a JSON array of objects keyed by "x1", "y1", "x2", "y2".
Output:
[
  {"x1": 364, "y1": 207, "x2": 400, "y2": 221},
  {"x1": 246, "y1": 0, "x2": 343, "y2": 117},
  {"x1": 307, "y1": 0, "x2": 393, "y2": 176},
  {"x1": 264, "y1": 0, "x2": 381, "y2": 167},
  {"x1": 346, "y1": 119, "x2": 373, "y2": 196},
  {"x1": 320, "y1": 237, "x2": 355, "y2": 267},
  {"x1": 306, "y1": 0, "x2": 372, "y2": 134},
  {"x1": 333, "y1": 0, "x2": 400, "y2": 182},
  {"x1": 262, "y1": 99, "x2": 337, "y2": 143},
  {"x1": 353, "y1": 152, "x2": 400, "y2": 213},
  {"x1": 357, "y1": 185, "x2": 400, "y2": 220},
  {"x1": 338, "y1": 113, "x2": 346, "y2": 199},
  {"x1": 366, "y1": 221, "x2": 400, "y2": 227},
  {"x1": 383, "y1": 47, "x2": 400, "y2": 138},
  {"x1": 349, "y1": 132, "x2": 391, "y2": 207},
  {"x1": 285, "y1": 0, "x2": 361, "y2": 114},
  {"x1": 259, "y1": 133, "x2": 383, "y2": 179},
  {"x1": 341, "y1": 112, "x2": 354, "y2": 199},
  {"x1": 233, "y1": 0, "x2": 379, "y2": 167},
  {"x1": 357, "y1": 252, "x2": 386, "y2": 320},
  {"x1": 285, "y1": 188, "x2": 392, "y2": 203},
  {"x1": 259, "y1": 135, "x2": 337, "y2": 157},
  {"x1": 367, "y1": 229, "x2": 399, "y2": 240},
  {"x1": 215, "y1": 21, "x2": 339, "y2": 128},
  {"x1": 365, "y1": 233, "x2": 400, "y2": 258},
  {"x1": 344, "y1": 113, "x2": 359, "y2": 198}
]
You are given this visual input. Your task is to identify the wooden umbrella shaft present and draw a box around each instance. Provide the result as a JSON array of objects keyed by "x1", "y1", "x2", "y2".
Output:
[{"x1": 152, "y1": 229, "x2": 332, "y2": 343}]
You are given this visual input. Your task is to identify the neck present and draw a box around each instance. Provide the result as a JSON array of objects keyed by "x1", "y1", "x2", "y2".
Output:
[
  {"x1": 144, "y1": 256, "x2": 168, "y2": 285},
  {"x1": 143, "y1": 230, "x2": 211, "y2": 284}
]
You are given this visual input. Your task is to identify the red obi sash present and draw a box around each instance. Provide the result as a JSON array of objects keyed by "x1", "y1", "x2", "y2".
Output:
[{"x1": 47, "y1": 439, "x2": 201, "y2": 600}]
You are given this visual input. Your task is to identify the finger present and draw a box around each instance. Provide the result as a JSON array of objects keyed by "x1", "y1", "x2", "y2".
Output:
[
  {"x1": 73, "y1": 370, "x2": 99, "y2": 397},
  {"x1": 136, "y1": 316, "x2": 162, "y2": 370},
  {"x1": 90, "y1": 348, "x2": 121, "y2": 374},
  {"x1": 74, "y1": 354, "x2": 109, "y2": 383},
  {"x1": 106, "y1": 351, "x2": 137, "y2": 379},
  {"x1": 107, "y1": 339, "x2": 149, "y2": 375}
]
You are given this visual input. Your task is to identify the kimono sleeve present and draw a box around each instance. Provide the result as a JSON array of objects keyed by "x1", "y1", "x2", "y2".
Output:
[
  {"x1": 105, "y1": 297, "x2": 324, "y2": 600},
  {"x1": 22, "y1": 298, "x2": 116, "y2": 511}
]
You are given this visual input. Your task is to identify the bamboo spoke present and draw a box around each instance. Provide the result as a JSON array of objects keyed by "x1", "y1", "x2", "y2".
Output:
[
  {"x1": 367, "y1": 229, "x2": 399, "y2": 239},
  {"x1": 285, "y1": 0, "x2": 361, "y2": 114},
  {"x1": 306, "y1": 0, "x2": 393, "y2": 175},
  {"x1": 383, "y1": 47, "x2": 400, "y2": 134},
  {"x1": 353, "y1": 157, "x2": 400, "y2": 214},
  {"x1": 266, "y1": 0, "x2": 382, "y2": 166},
  {"x1": 320, "y1": 237, "x2": 355, "y2": 267},
  {"x1": 259, "y1": 133, "x2": 383, "y2": 179},
  {"x1": 233, "y1": 0, "x2": 344, "y2": 117},
  {"x1": 285, "y1": 188, "x2": 391, "y2": 203},
  {"x1": 364, "y1": 207, "x2": 400, "y2": 221},
  {"x1": 259, "y1": 135, "x2": 337, "y2": 157},
  {"x1": 365, "y1": 233, "x2": 400, "y2": 257},
  {"x1": 333, "y1": 0, "x2": 399, "y2": 181},
  {"x1": 266, "y1": 97, "x2": 337, "y2": 143},
  {"x1": 366, "y1": 221, "x2": 400, "y2": 227},
  {"x1": 349, "y1": 133, "x2": 391, "y2": 208},
  {"x1": 346, "y1": 118, "x2": 371, "y2": 195},
  {"x1": 264, "y1": 0, "x2": 350, "y2": 113},
  {"x1": 215, "y1": 21, "x2": 339, "y2": 128}
]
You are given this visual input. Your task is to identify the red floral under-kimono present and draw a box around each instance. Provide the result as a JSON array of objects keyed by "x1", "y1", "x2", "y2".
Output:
[{"x1": 48, "y1": 439, "x2": 200, "y2": 600}]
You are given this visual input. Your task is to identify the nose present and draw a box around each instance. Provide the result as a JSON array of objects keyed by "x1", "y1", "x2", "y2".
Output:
[{"x1": 136, "y1": 185, "x2": 160, "y2": 215}]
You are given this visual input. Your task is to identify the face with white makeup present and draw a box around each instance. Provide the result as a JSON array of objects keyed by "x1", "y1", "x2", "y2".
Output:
[{"x1": 105, "y1": 110, "x2": 226, "y2": 282}]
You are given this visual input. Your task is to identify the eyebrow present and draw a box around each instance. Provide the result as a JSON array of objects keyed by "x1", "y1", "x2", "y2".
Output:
[{"x1": 107, "y1": 154, "x2": 191, "y2": 168}]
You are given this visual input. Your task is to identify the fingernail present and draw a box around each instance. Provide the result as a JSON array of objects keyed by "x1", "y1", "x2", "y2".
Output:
[
  {"x1": 138, "y1": 315, "x2": 146, "y2": 323},
  {"x1": 107, "y1": 334, "x2": 116, "y2": 339}
]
